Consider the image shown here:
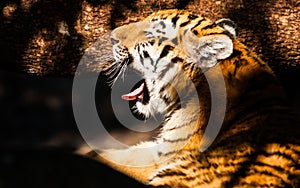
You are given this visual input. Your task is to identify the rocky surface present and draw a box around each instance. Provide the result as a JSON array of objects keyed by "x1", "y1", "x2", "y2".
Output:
[
  {"x1": 0, "y1": 0, "x2": 299, "y2": 75},
  {"x1": 1, "y1": 0, "x2": 299, "y2": 103}
]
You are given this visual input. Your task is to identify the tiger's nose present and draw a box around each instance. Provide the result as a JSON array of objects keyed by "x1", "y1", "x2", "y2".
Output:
[{"x1": 111, "y1": 38, "x2": 119, "y2": 45}]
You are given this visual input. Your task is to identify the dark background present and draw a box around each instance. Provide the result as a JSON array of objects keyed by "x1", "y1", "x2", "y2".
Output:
[{"x1": 0, "y1": 0, "x2": 299, "y2": 187}]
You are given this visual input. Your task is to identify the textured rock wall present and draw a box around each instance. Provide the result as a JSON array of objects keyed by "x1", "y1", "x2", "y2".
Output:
[{"x1": 0, "y1": 0, "x2": 299, "y2": 104}]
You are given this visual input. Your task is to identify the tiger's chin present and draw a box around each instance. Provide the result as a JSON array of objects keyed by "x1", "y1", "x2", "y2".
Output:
[{"x1": 135, "y1": 97, "x2": 168, "y2": 120}]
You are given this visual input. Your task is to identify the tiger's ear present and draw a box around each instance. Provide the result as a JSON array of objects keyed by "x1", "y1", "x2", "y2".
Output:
[{"x1": 183, "y1": 31, "x2": 234, "y2": 71}]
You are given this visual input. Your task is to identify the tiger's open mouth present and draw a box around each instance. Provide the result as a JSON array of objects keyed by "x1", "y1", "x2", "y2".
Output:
[{"x1": 121, "y1": 79, "x2": 150, "y2": 105}]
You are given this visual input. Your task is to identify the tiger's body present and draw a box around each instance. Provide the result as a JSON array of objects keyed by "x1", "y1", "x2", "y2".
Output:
[{"x1": 84, "y1": 9, "x2": 300, "y2": 187}]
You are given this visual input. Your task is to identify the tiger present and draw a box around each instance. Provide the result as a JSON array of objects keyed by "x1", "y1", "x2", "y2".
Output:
[{"x1": 81, "y1": 9, "x2": 300, "y2": 187}]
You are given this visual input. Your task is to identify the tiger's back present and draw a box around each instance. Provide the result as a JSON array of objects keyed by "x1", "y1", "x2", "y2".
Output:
[{"x1": 85, "y1": 9, "x2": 300, "y2": 187}]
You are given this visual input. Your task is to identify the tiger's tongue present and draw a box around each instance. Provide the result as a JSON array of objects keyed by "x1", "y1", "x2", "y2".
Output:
[{"x1": 121, "y1": 82, "x2": 145, "y2": 101}]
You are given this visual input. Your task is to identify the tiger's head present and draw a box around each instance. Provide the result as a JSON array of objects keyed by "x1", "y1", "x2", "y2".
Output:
[{"x1": 107, "y1": 9, "x2": 237, "y2": 119}]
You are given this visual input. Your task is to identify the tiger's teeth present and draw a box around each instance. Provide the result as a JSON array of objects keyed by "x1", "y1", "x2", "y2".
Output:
[{"x1": 121, "y1": 82, "x2": 145, "y2": 101}]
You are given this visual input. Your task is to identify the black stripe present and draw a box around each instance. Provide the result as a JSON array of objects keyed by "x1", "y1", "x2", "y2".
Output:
[
  {"x1": 171, "y1": 57, "x2": 184, "y2": 63},
  {"x1": 182, "y1": 61, "x2": 192, "y2": 70},
  {"x1": 178, "y1": 161, "x2": 197, "y2": 170},
  {"x1": 159, "y1": 83, "x2": 171, "y2": 93},
  {"x1": 255, "y1": 161, "x2": 287, "y2": 173},
  {"x1": 246, "y1": 170, "x2": 285, "y2": 183},
  {"x1": 156, "y1": 170, "x2": 186, "y2": 178},
  {"x1": 189, "y1": 63, "x2": 195, "y2": 73},
  {"x1": 202, "y1": 23, "x2": 217, "y2": 30},
  {"x1": 233, "y1": 59, "x2": 240, "y2": 76},
  {"x1": 160, "y1": 149, "x2": 180, "y2": 157},
  {"x1": 150, "y1": 56, "x2": 155, "y2": 67},
  {"x1": 139, "y1": 52, "x2": 144, "y2": 66},
  {"x1": 159, "y1": 45, "x2": 174, "y2": 59},
  {"x1": 205, "y1": 31, "x2": 227, "y2": 36},
  {"x1": 165, "y1": 102, "x2": 181, "y2": 115},
  {"x1": 184, "y1": 176, "x2": 197, "y2": 181},
  {"x1": 163, "y1": 133, "x2": 193, "y2": 143},
  {"x1": 190, "y1": 18, "x2": 205, "y2": 30},
  {"x1": 155, "y1": 29, "x2": 166, "y2": 34},
  {"x1": 159, "y1": 61, "x2": 175, "y2": 78},
  {"x1": 171, "y1": 14, "x2": 180, "y2": 26},
  {"x1": 180, "y1": 20, "x2": 190, "y2": 27},
  {"x1": 188, "y1": 14, "x2": 198, "y2": 20}
]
